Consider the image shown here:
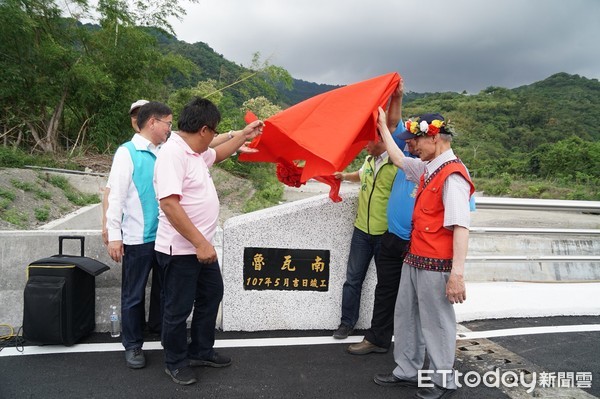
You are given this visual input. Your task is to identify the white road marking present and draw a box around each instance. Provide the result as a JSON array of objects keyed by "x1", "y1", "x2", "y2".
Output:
[
  {"x1": 456, "y1": 323, "x2": 600, "y2": 340},
  {"x1": 1, "y1": 324, "x2": 599, "y2": 357}
]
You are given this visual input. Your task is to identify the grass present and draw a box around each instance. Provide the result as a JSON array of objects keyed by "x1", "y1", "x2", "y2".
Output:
[
  {"x1": 0, "y1": 188, "x2": 16, "y2": 202},
  {"x1": 42, "y1": 174, "x2": 100, "y2": 206},
  {"x1": 34, "y1": 206, "x2": 50, "y2": 222},
  {"x1": 35, "y1": 189, "x2": 52, "y2": 200},
  {"x1": 0, "y1": 198, "x2": 12, "y2": 211},
  {"x1": 10, "y1": 179, "x2": 36, "y2": 192},
  {"x1": 0, "y1": 188, "x2": 16, "y2": 212},
  {"x1": 2, "y1": 208, "x2": 28, "y2": 228},
  {"x1": 0, "y1": 165, "x2": 100, "y2": 228},
  {"x1": 10, "y1": 177, "x2": 54, "y2": 201},
  {"x1": 216, "y1": 159, "x2": 284, "y2": 213},
  {"x1": 0, "y1": 146, "x2": 81, "y2": 170}
]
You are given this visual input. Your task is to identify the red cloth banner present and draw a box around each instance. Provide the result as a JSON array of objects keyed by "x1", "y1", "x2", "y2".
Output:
[{"x1": 239, "y1": 72, "x2": 401, "y2": 202}]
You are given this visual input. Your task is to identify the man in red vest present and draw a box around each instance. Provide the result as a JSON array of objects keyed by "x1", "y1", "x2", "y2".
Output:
[{"x1": 373, "y1": 107, "x2": 474, "y2": 399}]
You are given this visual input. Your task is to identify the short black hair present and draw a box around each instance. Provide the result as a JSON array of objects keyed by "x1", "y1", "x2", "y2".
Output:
[
  {"x1": 137, "y1": 102, "x2": 172, "y2": 130},
  {"x1": 178, "y1": 97, "x2": 221, "y2": 134}
]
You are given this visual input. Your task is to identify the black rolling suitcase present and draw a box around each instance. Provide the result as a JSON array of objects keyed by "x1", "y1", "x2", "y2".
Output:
[{"x1": 23, "y1": 235, "x2": 110, "y2": 346}]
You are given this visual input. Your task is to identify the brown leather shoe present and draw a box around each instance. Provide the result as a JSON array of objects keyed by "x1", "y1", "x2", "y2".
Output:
[{"x1": 347, "y1": 339, "x2": 388, "y2": 355}]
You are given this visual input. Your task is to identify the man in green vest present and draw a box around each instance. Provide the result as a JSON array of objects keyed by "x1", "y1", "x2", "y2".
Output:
[{"x1": 332, "y1": 133, "x2": 398, "y2": 340}]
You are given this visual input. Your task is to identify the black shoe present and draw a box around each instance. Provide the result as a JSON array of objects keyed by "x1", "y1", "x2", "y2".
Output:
[
  {"x1": 125, "y1": 347, "x2": 146, "y2": 369},
  {"x1": 333, "y1": 323, "x2": 354, "y2": 339},
  {"x1": 189, "y1": 352, "x2": 232, "y2": 368},
  {"x1": 373, "y1": 373, "x2": 418, "y2": 387},
  {"x1": 164, "y1": 366, "x2": 197, "y2": 385},
  {"x1": 414, "y1": 385, "x2": 457, "y2": 399}
]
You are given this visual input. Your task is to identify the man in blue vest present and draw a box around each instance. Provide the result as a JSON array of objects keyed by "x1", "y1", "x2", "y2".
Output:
[
  {"x1": 105, "y1": 101, "x2": 173, "y2": 369},
  {"x1": 347, "y1": 132, "x2": 418, "y2": 354}
]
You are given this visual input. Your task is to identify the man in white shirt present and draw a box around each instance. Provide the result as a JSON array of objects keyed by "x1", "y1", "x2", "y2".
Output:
[{"x1": 105, "y1": 101, "x2": 173, "y2": 369}]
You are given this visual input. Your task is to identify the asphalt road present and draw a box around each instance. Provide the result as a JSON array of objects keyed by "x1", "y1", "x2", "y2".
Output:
[{"x1": 1, "y1": 316, "x2": 598, "y2": 399}]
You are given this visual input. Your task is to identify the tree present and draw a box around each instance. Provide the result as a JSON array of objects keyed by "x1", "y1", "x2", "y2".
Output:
[
  {"x1": 534, "y1": 136, "x2": 599, "y2": 179},
  {"x1": 0, "y1": 0, "x2": 198, "y2": 154},
  {"x1": 0, "y1": 0, "x2": 84, "y2": 152}
]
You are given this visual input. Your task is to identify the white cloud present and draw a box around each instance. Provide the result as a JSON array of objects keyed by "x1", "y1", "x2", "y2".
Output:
[{"x1": 171, "y1": 0, "x2": 600, "y2": 93}]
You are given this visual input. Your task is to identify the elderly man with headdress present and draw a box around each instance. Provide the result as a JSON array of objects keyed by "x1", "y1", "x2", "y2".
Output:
[{"x1": 373, "y1": 108, "x2": 474, "y2": 399}]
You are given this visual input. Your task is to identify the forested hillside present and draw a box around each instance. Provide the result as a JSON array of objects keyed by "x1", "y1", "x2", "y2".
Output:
[
  {"x1": 396, "y1": 73, "x2": 600, "y2": 199},
  {"x1": 1, "y1": 0, "x2": 598, "y2": 201}
]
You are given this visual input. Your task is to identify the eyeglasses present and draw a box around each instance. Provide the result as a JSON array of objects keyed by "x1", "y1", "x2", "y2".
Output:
[
  {"x1": 207, "y1": 126, "x2": 219, "y2": 137},
  {"x1": 155, "y1": 118, "x2": 172, "y2": 129}
]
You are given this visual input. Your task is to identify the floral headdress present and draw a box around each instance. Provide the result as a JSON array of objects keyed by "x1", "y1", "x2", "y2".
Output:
[{"x1": 404, "y1": 115, "x2": 453, "y2": 137}]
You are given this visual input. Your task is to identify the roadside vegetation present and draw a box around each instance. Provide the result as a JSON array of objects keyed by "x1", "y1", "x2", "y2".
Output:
[{"x1": 0, "y1": 164, "x2": 100, "y2": 228}]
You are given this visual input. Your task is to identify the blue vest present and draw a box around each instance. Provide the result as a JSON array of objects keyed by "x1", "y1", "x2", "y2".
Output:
[
  {"x1": 387, "y1": 129, "x2": 418, "y2": 240},
  {"x1": 122, "y1": 141, "x2": 158, "y2": 243}
]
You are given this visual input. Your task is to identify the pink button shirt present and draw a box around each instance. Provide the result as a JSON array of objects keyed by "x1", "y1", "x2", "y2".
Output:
[{"x1": 154, "y1": 132, "x2": 219, "y2": 255}]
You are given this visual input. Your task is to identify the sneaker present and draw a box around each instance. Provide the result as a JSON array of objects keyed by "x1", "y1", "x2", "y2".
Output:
[
  {"x1": 125, "y1": 347, "x2": 146, "y2": 369},
  {"x1": 333, "y1": 323, "x2": 354, "y2": 339},
  {"x1": 164, "y1": 366, "x2": 197, "y2": 385},
  {"x1": 189, "y1": 352, "x2": 232, "y2": 368}
]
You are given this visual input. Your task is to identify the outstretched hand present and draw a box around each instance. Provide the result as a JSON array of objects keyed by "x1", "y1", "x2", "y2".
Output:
[
  {"x1": 393, "y1": 77, "x2": 404, "y2": 97},
  {"x1": 238, "y1": 143, "x2": 258, "y2": 153},
  {"x1": 377, "y1": 107, "x2": 389, "y2": 134},
  {"x1": 242, "y1": 120, "x2": 264, "y2": 140}
]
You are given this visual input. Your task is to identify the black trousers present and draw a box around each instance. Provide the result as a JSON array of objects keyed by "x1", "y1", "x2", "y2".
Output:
[
  {"x1": 146, "y1": 263, "x2": 163, "y2": 333},
  {"x1": 364, "y1": 231, "x2": 409, "y2": 348}
]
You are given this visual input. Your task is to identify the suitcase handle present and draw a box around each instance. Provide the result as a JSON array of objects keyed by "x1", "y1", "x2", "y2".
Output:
[{"x1": 58, "y1": 235, "x2": 85, "y2": 257}]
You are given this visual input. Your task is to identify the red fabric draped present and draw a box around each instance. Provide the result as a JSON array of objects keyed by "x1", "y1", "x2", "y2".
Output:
[{"x1": 239, "y1": 72, "x2": 401, "y2": 202}]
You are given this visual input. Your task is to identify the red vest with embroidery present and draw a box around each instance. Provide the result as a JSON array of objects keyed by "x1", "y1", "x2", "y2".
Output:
[{"x1": 404, "y1": 159, "x2": 475, "y2": 272}]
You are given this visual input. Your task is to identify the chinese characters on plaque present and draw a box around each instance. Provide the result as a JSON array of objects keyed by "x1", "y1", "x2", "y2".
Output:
[{"x1": 243, "y1": 247, "x2": 330, "y2": 291}]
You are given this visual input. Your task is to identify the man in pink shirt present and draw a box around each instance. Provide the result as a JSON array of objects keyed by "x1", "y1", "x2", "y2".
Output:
[{"x1": 154, "y1": 97, "x2": 263, "y2": 386}]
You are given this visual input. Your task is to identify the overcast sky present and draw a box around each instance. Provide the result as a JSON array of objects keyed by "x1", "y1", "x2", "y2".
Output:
[{"x1": 170, "y1": 0, "x2": 600, "y2": 93}]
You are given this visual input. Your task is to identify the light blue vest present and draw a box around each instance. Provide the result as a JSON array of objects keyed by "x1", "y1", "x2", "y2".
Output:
[{"x1": 122, "y1": 141, "x2": 158, "y2": 243}]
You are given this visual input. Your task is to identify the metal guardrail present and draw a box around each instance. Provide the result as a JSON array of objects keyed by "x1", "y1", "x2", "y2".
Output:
[
  {"x1": 466, "y1": 253, "x2": 600, "y2": 264},
  {"x1": 474, "y1": 196, "x2": 600, "y2": 213},
  {"x1": 470, "y1": 227, "x2": 600, "y2": 235},
  {"x1": 468, "y1": 197, "x2": 600, "y2": 264}
]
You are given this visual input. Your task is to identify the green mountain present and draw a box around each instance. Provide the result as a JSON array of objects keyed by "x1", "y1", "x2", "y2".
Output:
[{"x1": 157, "y1": 34, "x2": 339, "y2": 106}]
